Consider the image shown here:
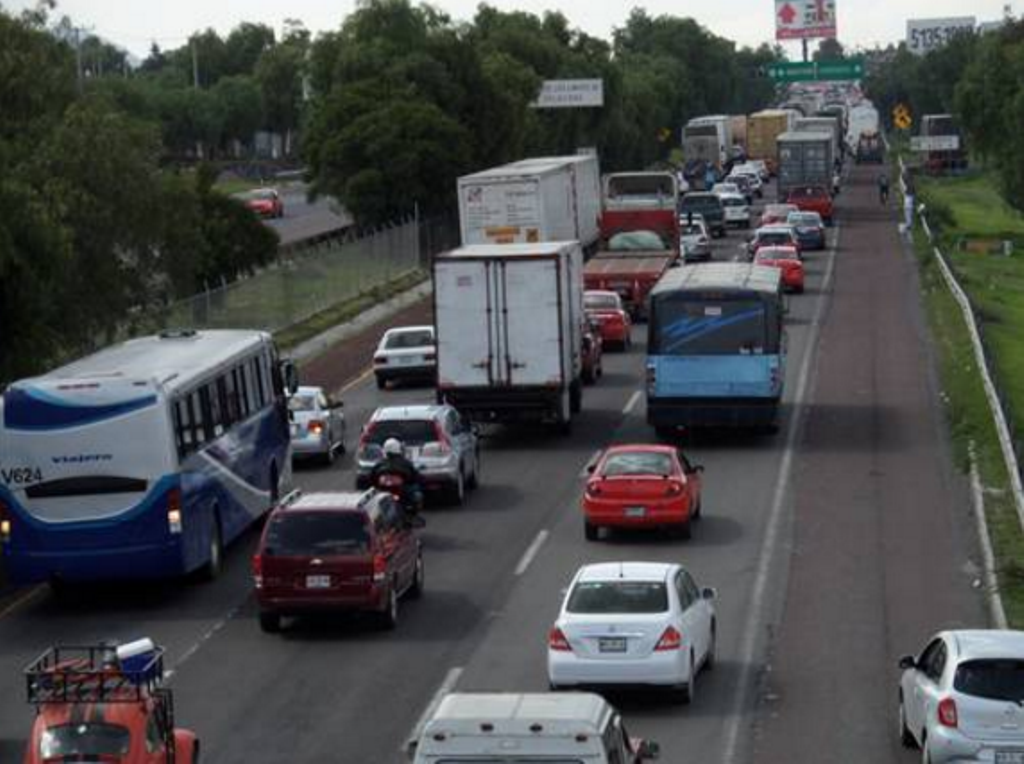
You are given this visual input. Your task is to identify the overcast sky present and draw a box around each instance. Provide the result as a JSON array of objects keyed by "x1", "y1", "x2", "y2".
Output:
[{"x1": 4, "y1": 0, "x2": 1013, "y2": 57}]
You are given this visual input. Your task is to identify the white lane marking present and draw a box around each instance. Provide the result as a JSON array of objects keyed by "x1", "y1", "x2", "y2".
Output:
[
  {"x1": 0, "y1": 585, "x2": 46, "y2": 620},
  {"x1": 721, "y1": 225, "x2": 841, "y2": 764},
  {"x1": 403, "y1": 666, "x2": 463, "y2": 752},
  {"x1": 579, "y1": 449, "x2": 602, "y2": 478},
  {"x1": 164, "y1": 605, "x2": 240, "y2": 682},
  {"x1": 515, "y1": 529, "x2": 550, "y2": 576},
  {"x1": 623, "y1": 390, "x2": 642, "y2": 416}
]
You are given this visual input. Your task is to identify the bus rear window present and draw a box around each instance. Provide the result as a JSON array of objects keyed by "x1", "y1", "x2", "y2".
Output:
[
  {"x1": 651, "y1": 298, "x2": 769, "y2": 356},
  {"x1": 40, "y1": 723, "x2": 131, "y2": 759}
]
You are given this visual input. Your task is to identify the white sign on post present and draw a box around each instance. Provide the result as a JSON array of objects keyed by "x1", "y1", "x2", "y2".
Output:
[
  {"x1": 910, "y1": 135, "x2": 961, "y2": 152},
  {"x1": 906, "y1": 17, "x2": 976, "y2": 55},
  {"x1": 533, "y1": 80, "x2": 604, "y2": 109}
]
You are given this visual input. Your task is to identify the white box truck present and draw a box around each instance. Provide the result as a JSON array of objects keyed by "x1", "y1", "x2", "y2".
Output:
[
  {"x1": 457, "y1": 156, "x2": 601, "y2": 253},
  {"x1": 433, "y1": 242, "x2": 584, "y2": 431},
  {"x1": 408, "y1": 692, "x2": 659, "y2": 764}
]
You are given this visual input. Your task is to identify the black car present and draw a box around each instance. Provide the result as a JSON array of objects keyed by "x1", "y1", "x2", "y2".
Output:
[{"x1": 678, "y1": 193, "x2": 726, "y2": 238}]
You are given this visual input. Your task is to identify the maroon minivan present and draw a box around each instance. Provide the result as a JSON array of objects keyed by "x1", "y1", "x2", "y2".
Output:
[{"x1": 252, "y1": 490, "x2": 424, "y2": 632}]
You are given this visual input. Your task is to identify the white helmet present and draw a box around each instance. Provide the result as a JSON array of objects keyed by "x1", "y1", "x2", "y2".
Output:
[{"x1": 383, "y1": 438, "x2": 403, "y2": 456}]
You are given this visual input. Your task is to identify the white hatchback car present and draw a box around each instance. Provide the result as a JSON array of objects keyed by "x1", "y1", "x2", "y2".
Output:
[
  {"x1": 719, "y1": 193, "x2": 751, "y2": 228},
  {"x1": 373, "y1": 325, "x2": 436, "y2": 390},
  {"x1": 548, "y1": 561, "x2": 716, "y2": 703},
  {"x1": 899, "y1": 630, "x2": 1024, "y2": 763}
]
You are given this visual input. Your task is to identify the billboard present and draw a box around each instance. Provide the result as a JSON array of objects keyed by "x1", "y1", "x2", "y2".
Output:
[
  {"x1": 533, "y1": 79, "x2": 604, "y2": 109},
  {"x1": 776, "y1": 0, "x2": 837, "y2": 41},
  {"x1": 906, "y1": 17, "x2": 976, "y2": 55}
]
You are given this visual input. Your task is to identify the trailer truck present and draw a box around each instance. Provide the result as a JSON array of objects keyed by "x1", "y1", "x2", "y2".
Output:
[
  {"x1": 433, "y1": 242, "x2": 585, "y2": 431},
  {"x1": 747, "y1": 110, "x2": 796, "y2": 175}
]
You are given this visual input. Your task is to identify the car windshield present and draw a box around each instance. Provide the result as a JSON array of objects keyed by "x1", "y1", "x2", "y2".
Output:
[
  {"x1": 608, "y1": 230, "x2": 666, "y2": 251},
  {"x1": 789, "y1": 214, "x2": 820, "y2": 226},
  {"x1": 954, "y1": 659, "x2": 1024, "y2": 702},
  {"x1": 385, "y1": 330, "x2": 434, "y2": 349},
  {"x1": 722, "y1": 198, "x2": 745, "y2": 208},
  {"x1": 264, "y1": 512, "x2": 369, "y2": 556},
  {"x1": 585, "y1": 294, "x2": 620, "y2": 310},
  {"x1": 40, "y1": 723, "x2": 131, "y2": 759},
  {"x1": 567, "y1": 581, "x2": 669, "y2": 614},
  {"x1": 366, "y1": 419, "x2": 437, "y2": 446},
  {"x1": 759, "y1": 232, "x2": 793, "y2": 246},
  {"x1": 288, "y1": 394, "x2": 317, "y2": 412},
  {"x1": 681, "y1": 225, "x2": 705, "y2": 236},
  {"x1": 601, "y1": 451, "x2": 674, "y2": 477},
  {"x1": 681, "y1": 195, "x2": 720, "y2": 211}
]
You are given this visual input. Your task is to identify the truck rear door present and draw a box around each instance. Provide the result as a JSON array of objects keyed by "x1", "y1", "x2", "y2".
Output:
[
  {"x1": 501, "y1": 258, "x2": 564, "y2": 388},
  {"x1": 435, "y1": 260, "x2": 497, "y2": 389}
]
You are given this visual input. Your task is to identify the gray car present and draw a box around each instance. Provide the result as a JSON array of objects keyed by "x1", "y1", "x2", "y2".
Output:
[
  {"x1": 356, "y1": 404, "x2": 480, "y2": 505},
  {"x1": 289, "y1": 386, "x2": 346, "y2": 465},
  {"x1": 680, "y1": 218, "x2": 712, "y2": 262}
]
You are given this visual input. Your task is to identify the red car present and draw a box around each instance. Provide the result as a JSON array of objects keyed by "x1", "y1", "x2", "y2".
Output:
[
  {"x1": 786, "y1": 186, "x2": 834, "y2": 225},
  {"x1": 581, "y1": 320, "x2": 604, "y2": 384},
  {"x1": 759, "y1": 203, "x2": 799, "y2": 227},
  {"x1": 755, "y1": 245, "x2": 805, "y2": 293},
  {"x1": 582, "y1": 444, "x2": 704, "y2": 540},
  {"x1": 252, "y1": 489, "x2": 425, "y2": 632},
  {"x1": 23, "y1": 642, "x2": 198, "y2": 764},
  {"x1": 238, "y1": 187, "x2": 284, "y2": 218},
  {"x1": 747, "y1": 225, "x2": 801, "y2": 259},
  {"x1": 585, "y1": 290, "x2": 633, "y2": 350}
]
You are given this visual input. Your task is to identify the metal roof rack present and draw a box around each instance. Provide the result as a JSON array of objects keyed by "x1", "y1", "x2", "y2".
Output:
[{"x1": 25, "y1": 644, "x2": 165, "y2": 705}]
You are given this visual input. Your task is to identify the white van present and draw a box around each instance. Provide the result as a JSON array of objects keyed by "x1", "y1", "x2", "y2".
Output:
[{"x1": 410, "y1": 692, "x2": 659, "y2": 763}]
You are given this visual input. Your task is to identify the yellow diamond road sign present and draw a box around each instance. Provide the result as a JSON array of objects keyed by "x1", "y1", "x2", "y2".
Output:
[{"x1": 893, "y1": 103, "x2": 913, "y2": 130}]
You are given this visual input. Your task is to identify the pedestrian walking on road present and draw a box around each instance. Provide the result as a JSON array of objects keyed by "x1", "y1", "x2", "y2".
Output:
[{"x1": 878, "y1": 172, "x2": 890, "y2": 205}]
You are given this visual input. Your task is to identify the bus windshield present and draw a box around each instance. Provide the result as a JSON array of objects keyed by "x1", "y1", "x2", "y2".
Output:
[{"x1": 651, "y1": 296, "x2": 771, "y2": 356}]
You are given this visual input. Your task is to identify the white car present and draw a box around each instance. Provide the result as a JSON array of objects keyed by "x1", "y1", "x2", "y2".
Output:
[
  {"x1": 899, "y1": 630, "x2": 1024, "y2": 763},
  {"x1": 680, "y1": 218, "x2": 712, "y2": 262},
  {"x1": 547, "y1": 561, "x2": 716, "y2": 703},
  {"x1": 739, "y1": 160, "x2": 771, "y2": 181},
  {"x1": 728, "y1": 170, "x2": 763, "y2": 198},
  {"x1": 719, "y1": 193, "x2": 751, "y2": 228},
  {"x1": 710, "y1": 182, "x2": 741, "y2": 198},
  {"x1": 373, "y1": 325, "x2": 436, "y2": 390},
  {"x1": 288, "y1": 386, "x2": 345, "y2": 465}
]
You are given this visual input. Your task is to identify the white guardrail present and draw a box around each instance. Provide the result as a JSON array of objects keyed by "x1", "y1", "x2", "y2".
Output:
[{"x1": 897, "y1": 156, "x2": 1024, "y2": 534}]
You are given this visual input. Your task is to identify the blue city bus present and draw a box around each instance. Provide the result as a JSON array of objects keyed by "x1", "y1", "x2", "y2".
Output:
[
  {"x1": 646, "y1": 263, "x2": 785, "y2": 433},
  {"x1": 0, "y1": 330, "x2": 296, "y2": 585}
]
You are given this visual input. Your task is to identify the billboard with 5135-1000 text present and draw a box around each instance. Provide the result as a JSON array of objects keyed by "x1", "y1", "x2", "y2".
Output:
[{"x1": 775, "y1": 0, "x2": 837, "y2": 40}]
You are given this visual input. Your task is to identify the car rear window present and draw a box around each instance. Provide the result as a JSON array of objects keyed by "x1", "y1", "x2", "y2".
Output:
[
  {"x1": 722, "y1": 198, "x2": 745, "y2": 208},
  {"x1": 366, "y1": 419, "x2": 437, "y2": 446},
  {"x1": 601, "y1": 451, "x2": 674, "y2": 477},
  {"x1": 585, "y1": 294, "x2": 620, "y2": 310},
  {"x1": 385, "y1": 330, "x2": 434, "y2": 349},
  {"x1": 608, "y1": 230, "x2": 665, "y2": 251},
  {"x1": 681, "y1": 225, "x2": 705, "y2": 236},
  {"x1": 759, "y1": 232, "x2": 793, "y2": 246},
  {"x1": 264, "y1": 512, "x2": 369, "y2": 556},
  {"x1": 954, "y1": 659, "x2": 1024, "y2": 702},
  {"x1": 40, "y1": 723, "x2": 131, "y2": 759},
  {"x1": 789, "y1": 213, "x2": 821, "y2": 226},
  {"x1": 288, "y1": 394, "x2": 317, "y2": 412},
  {"x1": 567, "y1": 581, "x2": 669, "y2": 614}
]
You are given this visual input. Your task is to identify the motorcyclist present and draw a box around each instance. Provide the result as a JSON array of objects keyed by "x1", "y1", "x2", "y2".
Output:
[
  {"x1": 370, "y1": 438, "x2": 424, "y2": 511},
  {"x1": 878, "y1": 172, "x2": 890, "y2": 205}
]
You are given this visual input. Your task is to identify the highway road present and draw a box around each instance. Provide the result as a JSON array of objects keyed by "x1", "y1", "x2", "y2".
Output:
[
  {"x1": 266, "y1": 184, "x2": 353, "y2": 246},
  {"x1": 0, "y1": 136, "x2": 988, "y2": 763}
]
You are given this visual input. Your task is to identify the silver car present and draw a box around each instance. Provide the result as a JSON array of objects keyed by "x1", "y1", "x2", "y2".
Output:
[
  {"x1": 680, "y1": 218, "x2": 712, "y2": 262},
  {"x1": 356, "y1": 404, "x2": 480, "y2": 505},
  {"x1": 289, "y1": 386, "x2": 346, "y2": 465}
]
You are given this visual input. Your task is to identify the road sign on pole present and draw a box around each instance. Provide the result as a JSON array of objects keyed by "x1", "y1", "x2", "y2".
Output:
[
  {"x1": 532, "y1": 79, "x2": 604, "y2": 109},
  {"x1": 775, "y1": 0, "x2": 838, "y2": 40},
  {"x1": 766, "y1": 58, "x2": 865, "y2": 82},
  {"x1": 893, "y1": 104, "x2": 913, "y2": 130}
]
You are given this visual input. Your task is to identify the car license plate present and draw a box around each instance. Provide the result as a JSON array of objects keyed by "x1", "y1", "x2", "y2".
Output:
[
  {"x1": 399, "y1": 357, "x2": 414, "y2": 365},
  {"x1": 625, "y1": 506, "x2": 646, "y2": 518},
  {"x1": 305, "y1": 575, "x2": 331, "y2": 589},
  {"x1": 997, "y1": 752, "x2": 1024, "y2": 764},
  {"x1": 599, "y1": 637, "x2": 627, "y2": 653}
]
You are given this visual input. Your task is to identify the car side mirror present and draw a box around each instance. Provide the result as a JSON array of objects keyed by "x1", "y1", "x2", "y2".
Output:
[
  {"x1": 898, "y1": 655, "x2": 916, "y2": 670},
  {"x1": 702, "y1": 587, "x2": 716, "y2": 600},
  {"x1": 637, "y1": 740, "x2": 660, "y2": 760},
  {"x1": 280, "y1": 360, "x2": 299, "y2": 396},
  {"x1": 692, "y1": 464, "x2": 705, "y2": 473},
  {"x1": 586, "y1": 463, "x2": 597, "y2": 474}
]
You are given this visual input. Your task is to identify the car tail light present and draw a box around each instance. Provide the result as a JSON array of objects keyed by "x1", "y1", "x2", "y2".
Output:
[
  {"x1": 0, "y1": 499, "x2": 11, "y2": 543},
  {"x1": 937, "y1": 697, "x2": 958, "y2": 728},
  {"x1": 251, "y1": 554, "x2": 263, "y2": 588},
  {"x1": 373, "y1": 553, "x2": 387, "y2": 583},
  {"x1": 655, "y1": 626, "x2": 682, "y2": 651},
  {"x1": 373, "y1": 354, "x2": 388, "y2": 366},
  {"x1": 167, "y1": 488, "x2": 183, "y2": 535},
  {"x1": 359, "y1": 424, "x2": 375, "y2": 449},
  {"x1": 665, "y1": 482, "x2": 683, "y2": 497},
  {"x1": 308, "y1": 420, "x2": 325, "y2": 435},
  {"x1": 424, "y1": 352, "x2": 436, "y2": 362},
  {"x1": 548, "y1": 627, "x2": 572, "y2": 652},
  {"x1": 585, "y1": 481, "x2": 602, "y2": 497}
]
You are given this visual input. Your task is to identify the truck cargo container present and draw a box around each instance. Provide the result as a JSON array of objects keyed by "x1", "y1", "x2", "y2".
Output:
[
  {"x1": 795, "y1": 116, "x2": 841, "y2": 161},
  {"x1": 457, "y1": 156, "x2": 601, "y2": 253},
  {"x1": 683, "y1": 115, "x2": 732, "y2": 171},
  {"x1": 730, "y1": 115, "x2": 748, "y2": 158},
  {"x1": 746, "y1": 110, "x2": 796, "y2": 174},
  {"x1": 776, "y1": 131, "x2": 834, "y2": 199},
  {"x1": 434, "y1": 242, "x2": 584, "y2": 431}
]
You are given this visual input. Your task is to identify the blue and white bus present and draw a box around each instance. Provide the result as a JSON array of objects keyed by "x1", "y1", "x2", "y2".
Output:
[
  {"x1": 646, "y1": 263, "x2": 785, "y2": 433},
  {"x1": 0, "y1": 330, "x2": 296, "y2": 585}
]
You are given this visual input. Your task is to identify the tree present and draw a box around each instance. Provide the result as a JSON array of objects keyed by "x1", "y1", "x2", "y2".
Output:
[
  {"x1": 255, "y1": 33, "x2": 308, "y2": 152},
  {"x1": 814, "y1": 38, "x2": 844, "y2": 61},
  {"x1": 224, "y1": 22, "x2": 275, "y2": 77},
  {"x1": 212, "y1": 75, "x2": 264, "y2": 153}
]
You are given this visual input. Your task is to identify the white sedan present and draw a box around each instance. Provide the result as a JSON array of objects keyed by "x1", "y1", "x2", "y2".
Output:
[
  {"x1": 899, "y1": 629, "x2": 1024, "y2": 763},
  {"x1": 547, "y1": 561, "x2": 716, "y2": 703},
  {"x1": 373, "y1": 325, "x2": 436, "y2": 389}
]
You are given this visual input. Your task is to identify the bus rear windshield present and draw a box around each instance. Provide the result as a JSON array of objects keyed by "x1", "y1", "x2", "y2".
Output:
[{"x1": 651, "y1": 297, "x2": 773, "y2": 356}]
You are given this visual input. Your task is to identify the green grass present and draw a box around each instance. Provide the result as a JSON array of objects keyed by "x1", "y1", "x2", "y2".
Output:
[
  {"x1": 906, "y1": 167, "x2": 1024, "y2": 625},
  {"x1": 212, "y1": 178, "x2": 265, "y2": 196},
  {"x1": 920, "y1": 173, "x2": 1024, "y2": 239}
]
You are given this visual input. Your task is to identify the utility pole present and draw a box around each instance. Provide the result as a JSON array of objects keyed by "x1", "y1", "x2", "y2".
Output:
[
  {"x1": 191, "y1": 41, "x2": 199, "y2": 89},
  {"x1": 802, "y1": 38, "x2": 809, "y2": 62}
]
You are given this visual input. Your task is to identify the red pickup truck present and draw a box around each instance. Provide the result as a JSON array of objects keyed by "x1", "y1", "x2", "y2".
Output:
[{"x1": 785, "y1": 185, "x2": 834, "y2": 226}]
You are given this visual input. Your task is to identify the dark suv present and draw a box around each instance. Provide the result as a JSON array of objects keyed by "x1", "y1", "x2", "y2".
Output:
[
  {"x1": 678, "y1": 193, "x2": 726, "y2": 238},
  {"x1": 252, "y1": 490, "x2": 425, "y2": 633}
]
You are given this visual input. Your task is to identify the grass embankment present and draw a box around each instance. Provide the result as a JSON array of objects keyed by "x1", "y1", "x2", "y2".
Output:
[{"x1": 909, "y1": 170, "x2": 1024, "y2": 624}]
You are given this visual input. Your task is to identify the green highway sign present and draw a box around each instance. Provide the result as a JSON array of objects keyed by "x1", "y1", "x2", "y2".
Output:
[{"x1": 766, "y1": 58, "x2": 865, "y2": 82}]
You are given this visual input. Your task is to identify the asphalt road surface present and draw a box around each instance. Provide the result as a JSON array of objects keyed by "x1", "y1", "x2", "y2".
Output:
[
  {"x1": 0, "y1": 155, "x2": 986, "y2": 763},
  {"x1": 267, "y1": 184, "x2": 353, "y2": 246}
]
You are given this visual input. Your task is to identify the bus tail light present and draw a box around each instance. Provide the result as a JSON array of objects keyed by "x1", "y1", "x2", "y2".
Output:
[
  {"x1": 0, "y1": 499, "x2": 11, "y2": 542},
  {"x1": 167, "y1": 489, "x2": 183, "y2": 535}
]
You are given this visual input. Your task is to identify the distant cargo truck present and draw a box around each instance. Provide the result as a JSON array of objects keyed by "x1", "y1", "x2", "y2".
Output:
[
  {"x1": 434, "y1": 242, "x2": 584, "y2": 431},
  {"x1": 776, "y1": 131, "x2": 834, "y2": 199},
  {"x1": 457, "y1": 155, "x2": 601, "y2": 253},
  {"x1": 747, "y1": 110, "x2": 796, "y2": 174},
  {"x1": 795, "y1": 116, "x2": 841, "y2": 162}
]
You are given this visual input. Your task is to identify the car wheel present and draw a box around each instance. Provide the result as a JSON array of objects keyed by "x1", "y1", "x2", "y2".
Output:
[
  {"x1": 375, "y1": 374, "x2": 386, "y2": 390},
  {"x1": 899, "y1": 695, "x2": 916, "y2": 748},
  {"x1": 199, "y1": 516, "x2": 223, "y2": 581},
  {"x1": 584, "y1": 521, "x2": 599, "y2": 541},
  {"x1": 450, "y1": 467, "x2": 466, "y2": 506},
  {"x1": 705, "y1": 623, "x2": 716, "y2": 671},
  {"x1": 674, "y1": 652, "x2": 695, "y2": 705},
  {"x1": 323, "y1": 440, "x2": 335, "y2": 466},
  {"x1": 467, "y1": 451, "x2": 480, "y2": 489},
  {"x1": 408, "y1": 553, "x2": 424, "y2": 600},
  {"x1": 259, "y1": 611, "x2": 281, "y2": 633},
  {"x1": 379, "y1": 583, "x2": 399, "y2": 630},
  {"x1": 921, "y1": 739, "x2": 931, "y2": 764},
  {"x1": 192, "y1": 741, "x2": 201, "y2": 764},
  {"x1": 677, "y1": 519, "x2": 692, "y2": 540},
  {"x1": 694, "y1": 499, "x2": 703, "y2": 520}
]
